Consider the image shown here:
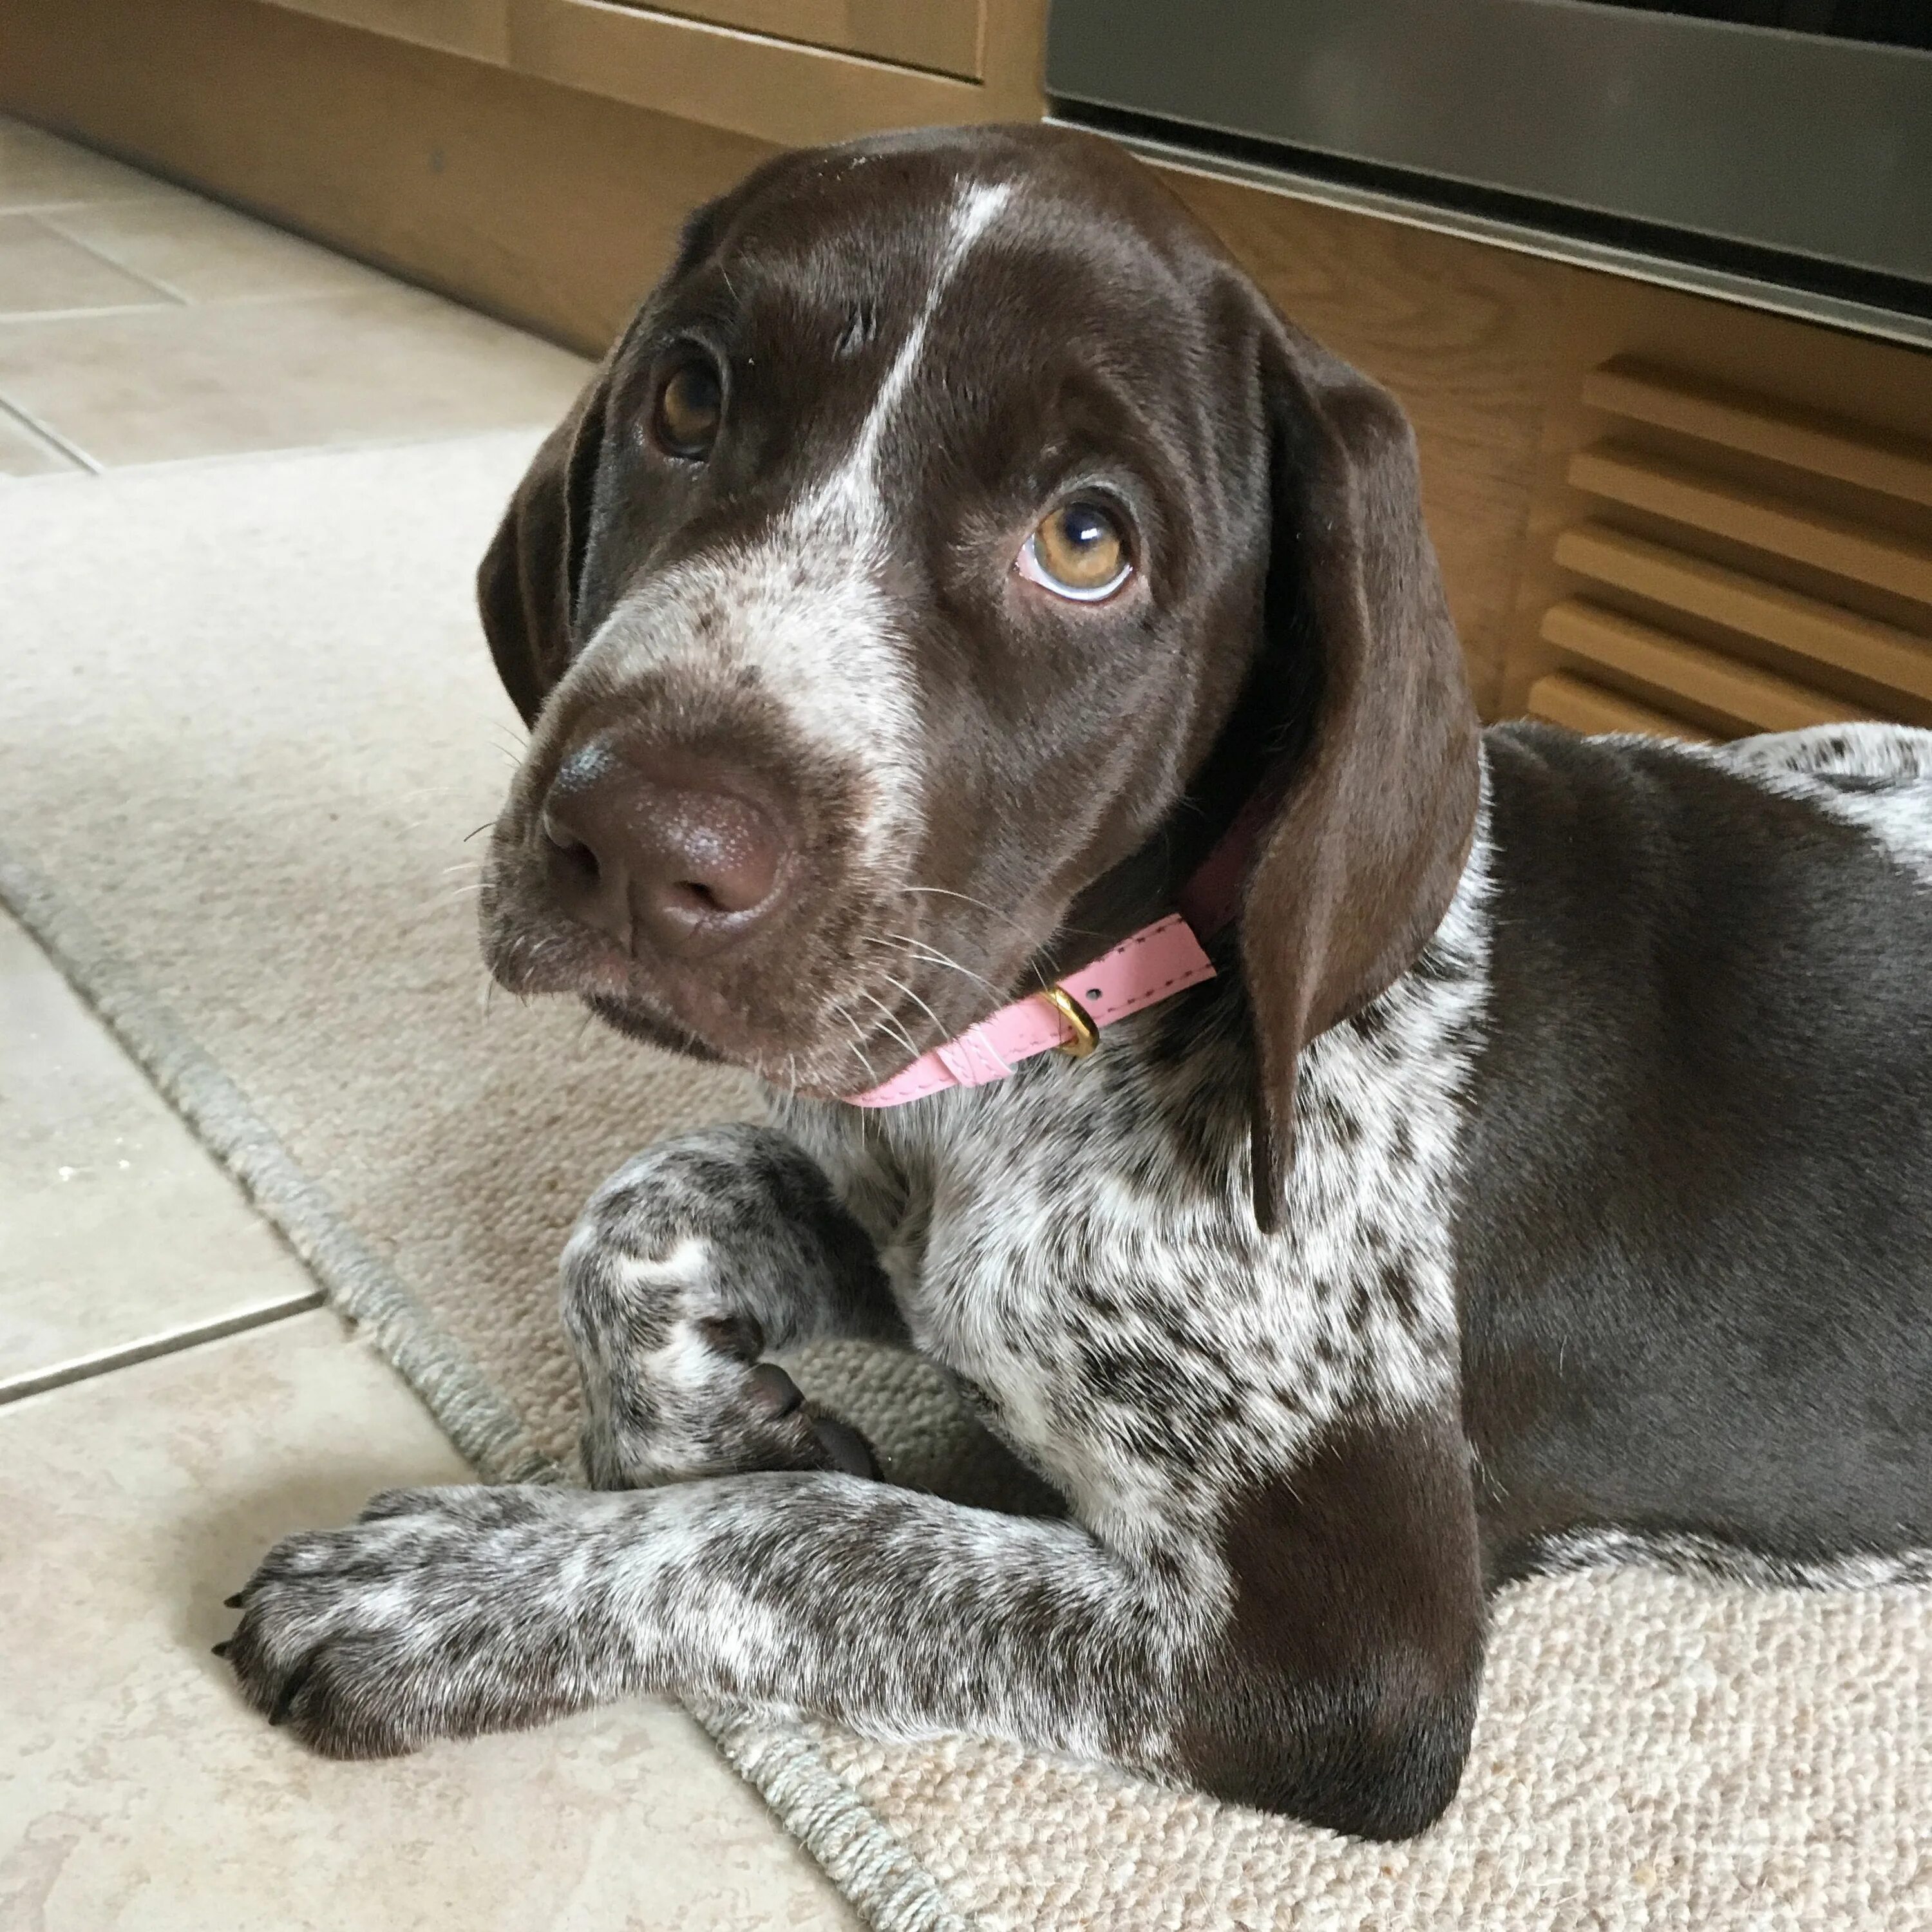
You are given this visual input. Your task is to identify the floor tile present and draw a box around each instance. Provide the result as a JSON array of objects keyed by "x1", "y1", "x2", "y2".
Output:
[
  {"x1": 38, "y1": 194, "x2": 398, "y2": 305},
  {"x1": 0, "y1": 119, "x2": 175, "y2": 213},
  {"x1": 0, "y1": 1311, "x2": 862, "y2": 1932},
  {"x1": 0, "y1": 211, "x2": 176, "y2": 317},
  {"x1": 0, "y1": 281, "x2": 591, "y2": 468},
  {"x1": 0, "y1": 909, "x2": 318, "y2": 1399},
  {"x1": 0, "y1": 402, "x2": 80, "y2": 476}
]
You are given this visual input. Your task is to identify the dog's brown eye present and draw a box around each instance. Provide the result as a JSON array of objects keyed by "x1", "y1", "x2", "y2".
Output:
[
  {"x1": 652, "y1": 359, "x2": 722, "y2": 459},
  {"x1": 1018, "y1": 500, "x2": 1132, "y2": 602}
]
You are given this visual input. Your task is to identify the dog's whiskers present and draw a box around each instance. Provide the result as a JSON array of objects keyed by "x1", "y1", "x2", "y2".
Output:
[
  {"x1": 837, "y1": 1012, "x2": 879, "y2": 1085},
  {"x1": 878, "y1": 970, "x2": 947, "y2": 1044},
  {"x1": 852, "y1": 987, "x2": 922, "y2": 1063},
  {"x1": 873, "y1": 931, "x2": 1003, "y2": 1004}
]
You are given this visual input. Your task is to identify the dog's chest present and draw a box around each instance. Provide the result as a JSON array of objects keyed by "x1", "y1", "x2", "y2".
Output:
[
  {"x1": 859, "y1": 1038, "x2": 1283, "y2": 1529},
  {"x1": 782, "y1": 964, "x2": 1483, "y2": 1534}
]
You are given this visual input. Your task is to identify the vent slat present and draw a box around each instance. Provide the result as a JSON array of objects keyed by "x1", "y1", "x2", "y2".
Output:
[
  {"x1": 1526, "y1": 672, "x2": 1716, "y2": 742},
  {"x1": 1553, "y1": 524, "x2": 1932, "y2": 703},
  {"x1": 1541, "y1": 599, "x2": 1879, "y2": 734},
  {"x1": 1567, "y1": 445, "x2": 1932, "y2": 607},
  {"x1": 1580, "y1": 359, "x2": 1932, "y2": 511}
]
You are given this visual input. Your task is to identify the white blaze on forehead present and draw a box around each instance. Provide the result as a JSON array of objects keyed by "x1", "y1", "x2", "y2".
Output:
[
  {"x1": 800, "y1": 176, "x2": 1015, "y2": 535},
  {"x1": 574, "y1": 176, "x2": 1016, "y2": 867}
]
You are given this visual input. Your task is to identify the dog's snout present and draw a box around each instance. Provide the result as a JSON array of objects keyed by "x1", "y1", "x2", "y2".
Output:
[{"x1": 539, "y1": 742, "x2": 790, "y2": 960}]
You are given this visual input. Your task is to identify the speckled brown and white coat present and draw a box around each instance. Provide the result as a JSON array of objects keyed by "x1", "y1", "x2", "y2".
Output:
[{"x1": 222, "y1": 127, "x2": 1932, "y2": 1841}]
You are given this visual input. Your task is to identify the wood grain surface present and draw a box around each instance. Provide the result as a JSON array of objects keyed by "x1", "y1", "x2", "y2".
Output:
[{"x1": 2, "y1": 0, "x2": 777, "y2": 352}]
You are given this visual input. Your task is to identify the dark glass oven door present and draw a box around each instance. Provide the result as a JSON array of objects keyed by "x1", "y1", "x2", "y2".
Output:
[
  {"x1": 1047, "y1": 0, "x2": 1932, "y2": 292},
  {"x1": 1593, "y1": 2, "x2": 1930, "y2": 51}
]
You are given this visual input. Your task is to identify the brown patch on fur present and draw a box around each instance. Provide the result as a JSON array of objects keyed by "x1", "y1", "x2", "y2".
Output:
[{"x1": 1175, "y1": 1405, "x2": 1484, "y2": 1838}]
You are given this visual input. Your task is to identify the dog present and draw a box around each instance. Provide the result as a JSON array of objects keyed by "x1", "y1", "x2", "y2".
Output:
[{"x1": 220, "y1": 124, "x2": 1932, "y2": 1842}]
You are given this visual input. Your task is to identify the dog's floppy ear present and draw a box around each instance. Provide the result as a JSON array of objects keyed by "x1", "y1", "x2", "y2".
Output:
[
  {"x1": 477, "y1": 194, "x2": 740, "y2": 726},
  {"x1": 1236, "y1": 319, "x2": 1480, "y2": 1231},
  {"x1": 476, "y1": 360, "x2": 613, "y2": 727}
]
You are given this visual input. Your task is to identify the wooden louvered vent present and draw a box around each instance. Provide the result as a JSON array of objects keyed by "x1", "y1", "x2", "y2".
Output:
[{"x1": 1526, "y1": 358, "x2": 1932, "y2": 744}]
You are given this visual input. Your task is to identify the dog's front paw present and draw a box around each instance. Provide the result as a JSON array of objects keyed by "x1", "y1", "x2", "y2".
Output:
[
  {"x1": 580, "y1": 1349, "x2": 880, "y2": 1492},
  {"x1": 218, "y1": 1486, "x2": 634, "y2": 1757},
  {"x1": 561, "y1": 1137, "x2": 885, "y2": 1492}
]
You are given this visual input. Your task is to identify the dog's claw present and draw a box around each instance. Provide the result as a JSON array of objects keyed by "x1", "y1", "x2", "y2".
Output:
[
  {"x1": 211, "y1": 1640, "x2": 230, "y2": 1659},
  {"x1": 811, "y1": 1414, "x2": 879, "y2": 1480},
  {"x1": 223, "y1": 1591, "x2": 246, "y2": 1609},
  {"x1": 748, "y1": 1361, "x2": 805, "y2": 1416}
]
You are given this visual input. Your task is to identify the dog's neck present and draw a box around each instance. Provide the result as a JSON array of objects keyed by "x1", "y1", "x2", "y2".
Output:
[{"x1": 844, "y1": 695, "x2": 1303, "y2": 1108}]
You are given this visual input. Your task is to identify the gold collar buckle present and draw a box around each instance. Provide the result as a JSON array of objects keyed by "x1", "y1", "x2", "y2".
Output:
[{"x1": 1039, "y1": 985, "x2": 1101, "y2": 1059}]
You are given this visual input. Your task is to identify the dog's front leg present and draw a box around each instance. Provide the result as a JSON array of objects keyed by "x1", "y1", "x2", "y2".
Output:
[
  {"x1": 223, "y1": 1408, "x2": 1487, "y2": 1837},
  {"x1": 222, "y1": 1473, "x2": 1198, "y2": 1774},
  {"x1": 561, "y1": 1122, "x2": 904, "y2": 1486}
]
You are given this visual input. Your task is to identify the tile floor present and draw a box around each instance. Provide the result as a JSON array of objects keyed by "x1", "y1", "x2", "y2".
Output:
[{"x1": 0, "y1": 117, "x2": 860, "y2": 1931}]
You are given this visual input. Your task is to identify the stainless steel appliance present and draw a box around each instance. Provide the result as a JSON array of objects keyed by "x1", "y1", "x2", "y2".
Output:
[{"x1": 1047, "y1": 0, "x2": 1932, "y2": 334}]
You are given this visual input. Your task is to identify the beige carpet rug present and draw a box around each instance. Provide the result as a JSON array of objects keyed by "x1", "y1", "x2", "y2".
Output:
[{"x1": 4, "y1": 435, "x2": 1927, "y2": 1931}]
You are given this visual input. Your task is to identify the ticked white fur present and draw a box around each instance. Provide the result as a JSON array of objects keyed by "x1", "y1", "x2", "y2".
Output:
[
  {"x1": 779, "y1": 770, "x2": 1495, "y2": 1560},
  {"x1": 1711, "y1": 721, "x2": 1932, "y2": 887}
]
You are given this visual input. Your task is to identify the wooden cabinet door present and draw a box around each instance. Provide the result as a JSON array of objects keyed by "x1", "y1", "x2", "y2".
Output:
[
  {"x1": 641, "y1": 0, "x2": 983, "y2": 80},
  {"x1": 508, "y1": 0, "x2": 1045, "y2": 147}
]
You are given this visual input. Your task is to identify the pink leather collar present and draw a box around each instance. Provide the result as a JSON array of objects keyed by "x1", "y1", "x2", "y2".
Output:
[
  {"x1": 842, "y1": 750, "x2": 1294, "y2": 1108},
  {"x1": 844, "y1": 913, "x2": 1218, "y2": 1107}
]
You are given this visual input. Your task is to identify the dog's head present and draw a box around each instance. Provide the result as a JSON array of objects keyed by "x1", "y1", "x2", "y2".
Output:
[{"x1": 478, "y1": 124, "x2": 1478, "y2": 1225}]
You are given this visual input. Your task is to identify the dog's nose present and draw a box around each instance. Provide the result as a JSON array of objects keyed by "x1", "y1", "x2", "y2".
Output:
[{"x1": 539, "y1": 743, "x2": 790, "y2": 959}]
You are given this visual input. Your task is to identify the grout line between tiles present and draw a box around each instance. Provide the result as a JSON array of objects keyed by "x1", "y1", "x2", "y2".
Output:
[
  {"x1": 24, "y1": 207, "x2": 193, "y2": 306},
  {"x1": 0, "y1": 844, "x2": 556, "y2": 1481},
  {"x1": 0, "y1": 393, "x2": 97, "y2": 472},
  {"x1": 48, "y1": 421, "x2": 553, "y2": 481},
  {"x1": 0, "y1": 406, "x2": 556, "y2": 481},
  {"x1": 2, "y1": 267, "x2": 426, "y2": 317},
  {"x1": 0, "y1": 1288, "x2": 325, "y2": 1408},
  {"x1": 0, "y1": 298, "x2": 180, "y2": 325},
  {"x1": 0, "y1": 192, "x2": 184, "y2": 216},
  {"x1": 58, "y1": 285, "x2": 446, "y2": 312}
]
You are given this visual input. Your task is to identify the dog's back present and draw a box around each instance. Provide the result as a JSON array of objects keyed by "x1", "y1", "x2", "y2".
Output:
[{"x1": 1461, "y1": 721, "x2": 1932, "y2": 1581}]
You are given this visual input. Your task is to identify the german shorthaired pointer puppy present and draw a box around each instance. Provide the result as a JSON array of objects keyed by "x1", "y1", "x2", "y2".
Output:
[{"x1": 222, "y1": 124, "x2": 1932, "y2": 1841}]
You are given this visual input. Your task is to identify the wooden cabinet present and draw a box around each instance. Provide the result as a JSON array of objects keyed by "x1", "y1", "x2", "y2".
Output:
[
  {"x1": 266, "y1": 0, "x2": 1045, "y2": 141},
  {"x1": 1504, "y1": 286, "x2": 1932, "y2": 743},
  {"x1": 1, "y1": 0, "x2": 1046, "y2": 345},
  {"x1": 639, "y1": 0, "x2": 984, "y2": 80},
  {"x1": 507, "y1": 0, "x2": 1040, "y2": 148},
  {"x1": 261, "y1": 0, "x2": 509, "y2": 61}
]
